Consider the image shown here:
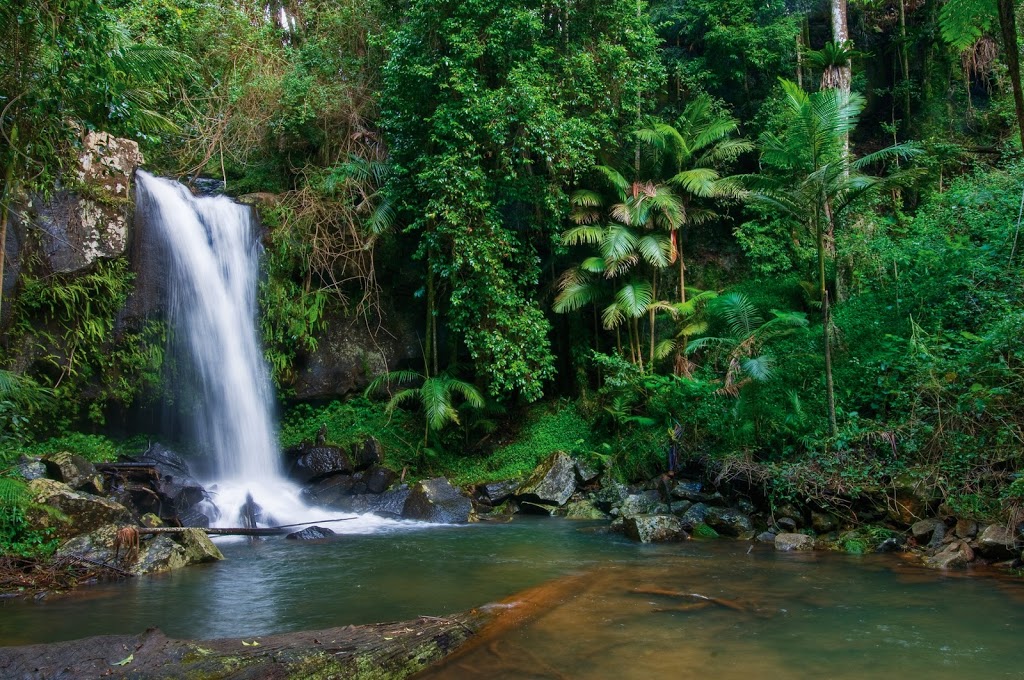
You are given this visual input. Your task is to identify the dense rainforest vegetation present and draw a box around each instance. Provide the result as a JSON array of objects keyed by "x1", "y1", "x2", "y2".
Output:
[{"x1": 3, "y1": 0, "x2": 1024, "y2": 557}]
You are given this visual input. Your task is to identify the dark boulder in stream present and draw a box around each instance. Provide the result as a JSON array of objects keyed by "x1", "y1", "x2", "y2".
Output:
[
  {"x1": 623, "y1": 514, "x2": 689, "y2": 543},
  {"x1": 285, "y1": 444, "x2": 355, "y2": 484},
  {"x1": 402, "y1": 478, "x2": 473, "y2": 523},
  {"x1": 286, "y1": 526, "x2": 336, "y2": 540},
  {"x1": 516, "y1": 451, "x2": 577, "y2": 507},
  {"x1": 131, "y1": 444, "x2": 214, "y2": 524}
]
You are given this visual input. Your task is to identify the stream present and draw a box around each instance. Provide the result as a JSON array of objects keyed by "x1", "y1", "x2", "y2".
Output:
[{"x1": 1, "y1": 518, "x2": 1022, "y2": 678}]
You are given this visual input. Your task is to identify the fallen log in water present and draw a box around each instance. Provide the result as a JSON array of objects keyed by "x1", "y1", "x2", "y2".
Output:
[
  {"x1": 141, "y1": 526, "x2": 290, "y2": 536},
  {"x1": 0, "y1": 610, "x2": 495, "y2": 680},
  {"x1": 138, "y1": 516, "x2": 360, "y2": 537}
]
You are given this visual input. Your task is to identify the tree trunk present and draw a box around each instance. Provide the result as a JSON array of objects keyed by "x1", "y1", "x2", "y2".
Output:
[
  {"x1": 831, "y1": 0, "x2": 851, "y2": 163},
  {"x1": 997, "y1": 0, "x2": 1024, "y2": 151},
  {"x1": 898, "y1": 0, "x2": 911, "y2": 129},
  {"x1": 0, "y1": 126, "x2": 16, "y2": 325},
  {"x1": 817, "y1": 210, "x2": 838, "y2": 438}
]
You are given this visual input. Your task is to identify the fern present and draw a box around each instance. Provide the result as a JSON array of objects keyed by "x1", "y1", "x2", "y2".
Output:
[
  {"x1": 939, "y1": 0, "x2": 996, "y2": 51},
  {"x1": 0, "y1": 477, "x2": 29, "y2": 510}
]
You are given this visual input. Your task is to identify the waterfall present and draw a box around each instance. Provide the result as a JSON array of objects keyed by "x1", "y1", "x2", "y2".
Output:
[
  {"x1": 133, "y1": 171, "x2": 323, "y2": 528},
  {"x1": 136, "y1": 171, "x2": 276, "y2": 481}
]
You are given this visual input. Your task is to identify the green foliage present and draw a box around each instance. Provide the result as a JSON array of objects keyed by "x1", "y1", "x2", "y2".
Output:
[
  {"x1": 365, "y1": 369, "x2": 486, "y2": 448},
  {"x1": 0, "y1": 478, "x2": 59, "y2": 558},
  {"x1": 381, "y1": 0, "x2": 663, "y2": 401},
  {"x1": 651, "y1": 0, "x2": 798, "y2": 124},
  {"x1": 6, "y1": 259, "x2": 163, "y2": 429},
  {"x1": 439, "y1": 401, "x2": 597, "y2": 485},
  {"x1": 19, "y1": 433, "x2": 123, "y2": 464},
  {"x1": 280, "y1": 398, "x2": 420, "y2": 470}
]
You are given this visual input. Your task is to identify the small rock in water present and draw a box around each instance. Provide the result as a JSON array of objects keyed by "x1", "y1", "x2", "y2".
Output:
[
  {"x1": 774, "y1": 533, "x2": 814, "y2": 552},
  {"x1": 286, "y1": 526, "x2": 336, "y2": 540}
]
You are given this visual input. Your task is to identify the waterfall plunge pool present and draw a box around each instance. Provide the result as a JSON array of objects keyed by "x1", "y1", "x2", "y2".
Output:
[{"x1": 1, "y1": 518, "x2": 1022, "y2": 679}]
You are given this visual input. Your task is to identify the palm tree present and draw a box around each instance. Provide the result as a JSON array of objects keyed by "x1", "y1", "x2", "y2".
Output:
[
  {"x1": 738, "y1": 80, "x2": 920, "y2": 437},
  {"x1": 555, "y1": 202, "x2": 674, "y2": 367},
  {"x1": 364, "y1": 369, "x2": 484, "y2": 449},
  {"x1": 634, "y1": 96, "x2": 751, "y2": 304},
  {"x1": 687, "y1": 292, "x2": 808, "y2": 396}
]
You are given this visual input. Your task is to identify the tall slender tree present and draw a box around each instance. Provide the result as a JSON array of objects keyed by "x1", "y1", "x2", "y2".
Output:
[{"x1": 740, "y1": 80, "x2": 919, "y2": 437}]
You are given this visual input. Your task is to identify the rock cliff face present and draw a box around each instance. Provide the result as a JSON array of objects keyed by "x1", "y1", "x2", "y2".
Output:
[{"x1": 32, "y1": 131, "x2": 144, "y2": 274}]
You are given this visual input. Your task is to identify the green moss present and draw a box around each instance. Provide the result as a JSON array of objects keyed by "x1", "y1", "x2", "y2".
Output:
[{"x1": 692, "y1": 523, "x2": 720, "y2": 539}]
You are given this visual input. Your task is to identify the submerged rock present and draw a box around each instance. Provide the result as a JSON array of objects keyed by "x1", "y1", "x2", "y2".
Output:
[
  {"x1": 402, "y1": 478, "x2": 473, "y2": 523},
  {"x1": 517, "y1": 452, "x2": 577, "y2": 507},
  {"x1": 623, "y1": 515, "x2": 689, "y2": 543},
  {"x1": 26, "y1": 479, "x2": 132, "y2": 541},
  {"x1": 286, "y1": 526, "x2": 336, "y2": 540},
  {"x1": 774, "y1": 533, "x2": 814, "y2": 552}
]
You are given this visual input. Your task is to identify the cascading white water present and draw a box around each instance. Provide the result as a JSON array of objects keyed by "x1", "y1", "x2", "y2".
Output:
[{"x1": 134, "y1": 171, "x2": 398, "y2": 532}]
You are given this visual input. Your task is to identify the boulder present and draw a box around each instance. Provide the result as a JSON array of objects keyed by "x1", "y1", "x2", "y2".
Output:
[
  {"x1": 703, "y1": 506, "x2": 753, "y2": 537},
  {"x1": 290, "y1": 304, "x2": 421, "y2": 400},
  {"x1": 775, "y1": 516, "x2": 799, "y2": 532},
  {"x1": 977, "y1": 524, "x2": 1020, "y2": 559},
  {"x1": 669, "y1": 500, "x2": 693, "y2": 516},
  {"x1": 351, "y1": 438, "x2": 384, "y2": 471},
  {"x1": 615, "y1": 491, "x2": 667, "y2": 519},
  {"x1": 516, "y1": 452, "x2": 577, "y2": 507},
  {"x1": 589, "y1": 475, "x2": 629, "y2": 511},
  {"x1": 887, "y1": 473, "x2": 938, "y2": 525},
  {"x1": 363, "y1": 465, "x2": 398, "y2": 494},
  {"x1": 810, "y1": 511, "x2": 838, "y2": 534},
  {"x1": 56, "y1": 524, "x2": 222, "y2": 576},
  {"x1": 623, "y1": 515, "x2": 689, "y2": 543},
  {"x1": 402, "y1": 478, "x2": 473, "y2": 523},
  {"x1": 286, "y1": 445, "x2": 355, "y2": 484},
  {"x1": 679, "y1": 502, "x2": 710, "y2": 529},
  {"x1": 573, "y1": 457, "x2": 602, "y2": 485},
  {"x1": 16, "y1": 456, "x2": 47, "y2": 482},
  {"x1": 303, "y1": 475, "x2": 360, "y2": 507},
  {"x1": 337, "y1": 488, "x2": 412, "y2": 518},
  {"x1": 42, "y1": 452, "x2": 102, "y2": 493},
  {"x1": 925, "y1": 541, "x2": 974, "y2": 570},
  {"x1": 133, "y1": 444, "x2": 212, "y2": 521},
  {"x1": 911, "y1": 518, "x2": 944, "y2": 543},
  {"x1": 669, "y1": 480, "x2": 723, "y2": 505},
  {"x1": 955, "y1": 519, "x2": 978, "y2": 539},
  {"x1": 563, "y1": 499, "x2": 609, "y2": 520},
  {"x1": 875, "y1": 537, "x2": 905, "y2": 553},
  {"x1": 756, "y1": 531, "x2": 777, "y2": 543},
  {"x1": 479, "y1": 479, "x2": 522, "y2": 506},
  {"x1": 286, "y1": 526, "x2": 337, "y2": 540},
  {"x1": 774, "y1": 533, "x2": 814, "y2": 552},
  {"x1": 26, "y1": 479, "x2": 132, "y2": 540}
]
